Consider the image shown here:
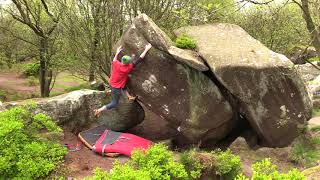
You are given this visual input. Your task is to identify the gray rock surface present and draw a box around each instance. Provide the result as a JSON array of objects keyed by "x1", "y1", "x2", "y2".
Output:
[
  {"x1": 0, "y1": 89, "x2": 144, "y2": 132},
  {"x1": 176, "y1": 24, "x2": 312, "y2": 147}
]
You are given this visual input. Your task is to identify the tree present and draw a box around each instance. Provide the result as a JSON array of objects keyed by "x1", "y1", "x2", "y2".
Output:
[
  {"x1": 233, "y1": 1, "x2": 310, "y2": 54},
  {"x1": 238, "y1": 0, "x2": 319, "y2": 55},
  {"x1": 292, "y1": 0, "x2": 320, "y2": 55},
  {"x1": 61, "y1": 0, "x2": 125, "y2": 82},
  {"x1": 6, "y1": 0, "x2": 62, "y2": 97}
]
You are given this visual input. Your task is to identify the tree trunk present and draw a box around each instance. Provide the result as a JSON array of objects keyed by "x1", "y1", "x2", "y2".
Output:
[
  {"x1": 301, "y1": 0, "x2": 320, "y2": 55},
  {"x1": 89, "y1": 61, "x2": 95, "y2": 82},
  {"x1": 39, "y1": 37, "x2": 52, "y2": 97}
]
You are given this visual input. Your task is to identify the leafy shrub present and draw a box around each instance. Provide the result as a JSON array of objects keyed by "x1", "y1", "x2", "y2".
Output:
[
  {"x1": 234, "y1": 159, "x2": 306, "y2": 180},
  {"x1": 212, "y1": 149, "x2": 242, "y2": 180},
  {"x1": 180, "y1": 148, "x2": 242, "y2": 180},
  {"x1": 23, "y1": 63, "x2": 40, "y2": 77},
  {"x1": 235, "y1": 174, "x2": 249, "y2": 180},
  {"x1": 251, "y1": 158, "x2": 306, "y2": 180},
  {"x1": 85, "y1": 144, "x2": 188, "y2": 180},
  {"x1": 130, "y1": 143, "x2": 188, "y2": 180},
  {"x1": 175, "y1": 35, "x2": 196, "y2": 49},
  {"x1": 85, "y1": 163, "x2": 150, "y2": 180},
  {"x1": 0, "y1": 104, "x2": 67, "y2": 179},
  {"x1": 180, "y1": 149, "x2": 205, "y2": 179}
]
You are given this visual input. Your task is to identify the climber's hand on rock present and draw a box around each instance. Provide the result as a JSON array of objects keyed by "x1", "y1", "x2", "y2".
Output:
[
  {"x1": 145, "y1": 43, "x2": 152, "y2": 51},
  {"x1": 116, "y1": 46, "x2": 123, "y2": 53}
]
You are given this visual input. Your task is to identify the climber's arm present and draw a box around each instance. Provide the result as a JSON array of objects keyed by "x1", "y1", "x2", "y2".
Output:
[
  {"x1": 132, "y1": 43, "x2": 152, "y2": 65},
  {"x1": 113, "y1": 46, "x2": 123, "y2": 62}
]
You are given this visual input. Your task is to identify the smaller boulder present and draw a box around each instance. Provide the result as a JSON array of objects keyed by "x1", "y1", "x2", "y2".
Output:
[{"x1": 168, "y1": 46, "x2": 209, "y2": 71}]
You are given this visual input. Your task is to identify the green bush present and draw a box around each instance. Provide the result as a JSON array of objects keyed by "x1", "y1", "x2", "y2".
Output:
[
  {"x1": 234, "y1": 158, "x2": 306, "y2": 180},
  {"x1": 175, "y1": 35, "x2": 197, "y2": 49},
  {"x1": 180, "y1": 149, "x2": 204, "y2": 179},
  {"x1": 251, "y1": 158, "x2": 305, "y2": 180},
  {"x1": 180, "y1": 149, "x2": 242, "y2": 180},
  {"x1": 85, "y1": 144, "x2": 188, "y2": 180},
  {"x1": 212, "y1": 149, "x2": 242, "y2": 180},
  {"x1": 23, "y1": 63, "x2": 40, "y2": 77},
  {"x1": 86, "y1": 163, "x2": 150, "y2": 180},
  {"x1": 0, "y1": 104, "x2": 67, "y2": 179}
]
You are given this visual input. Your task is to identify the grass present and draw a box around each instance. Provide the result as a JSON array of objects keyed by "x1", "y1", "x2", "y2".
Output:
[
  {"x1": 0, "y1": 89, "x2": 39, "y2": 101},
  {"x1": 0, "y1": 90, "x2": 7, "y2": 101},
  {"x1": 289, "y1": 134, "x2": 320, "y2": 168},
  {"x1": 312, "y1": 108, "x2": 320, "y2": 117},
  {"x1": 308, "y1": 57, "x2": 320, "y2": 63},
  {"x1": 310, "y1": 125, "x2": 320, "y2": 132}
]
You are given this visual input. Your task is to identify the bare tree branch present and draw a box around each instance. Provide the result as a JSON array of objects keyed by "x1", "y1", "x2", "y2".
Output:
[{"x1": 239, "y1": 0, "x2": 275, "y2": 5}]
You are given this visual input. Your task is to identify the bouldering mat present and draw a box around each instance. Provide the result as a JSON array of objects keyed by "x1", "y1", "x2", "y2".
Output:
[
  {"x1": 78, "y1": 125, "x2": 152, "y2": 157},
  {"x1": 78, "y1": 125, "x2": 108, "y2": 150}
]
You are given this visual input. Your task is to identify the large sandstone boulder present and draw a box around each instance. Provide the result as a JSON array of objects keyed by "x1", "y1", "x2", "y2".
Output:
[
  {"x1": 0, "y1": 89, "x2": 144, "y2": 132},
  {"x1": 175, "y1": 24, "x2": 312, "y2": 147},
  {"x1": 118, "y1": 14, "x2": 234, "y2": 146}
]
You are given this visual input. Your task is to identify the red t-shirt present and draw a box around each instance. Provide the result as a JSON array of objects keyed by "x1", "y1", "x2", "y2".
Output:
[{"x1": 109, "y1": 60, "x2": 134, "y2": 88}]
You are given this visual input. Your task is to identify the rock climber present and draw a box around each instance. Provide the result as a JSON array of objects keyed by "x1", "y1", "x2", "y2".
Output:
[{"x1": 94, "y1": 43, "x2": 152, "y2": 117}]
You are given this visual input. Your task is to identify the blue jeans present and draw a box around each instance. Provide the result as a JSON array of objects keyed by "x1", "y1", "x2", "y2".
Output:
[{"x1": 103, "y1": 87, "x2": 124, "y2": 110}]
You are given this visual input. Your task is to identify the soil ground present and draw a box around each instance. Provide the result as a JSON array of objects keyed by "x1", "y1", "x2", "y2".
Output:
[{"x1": 60, "y1": 130, "x2": 129, "y2": 178}]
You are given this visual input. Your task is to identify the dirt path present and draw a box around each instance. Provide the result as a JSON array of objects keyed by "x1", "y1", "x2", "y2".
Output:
[
  {"x1": 309, "y1": 117, "x2": 320, "y2": 126},
  {"x1": 0, "y1": 72, "x2": 37, "y2": 92},
  {"x1": 0, "y1": 72, "x2": 86, "y2": 101}
]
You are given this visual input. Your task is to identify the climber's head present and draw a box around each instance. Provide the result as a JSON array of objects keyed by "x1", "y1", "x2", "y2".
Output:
[{"x1": 121, "y1": 55, "x2": 132, "y2": 65}]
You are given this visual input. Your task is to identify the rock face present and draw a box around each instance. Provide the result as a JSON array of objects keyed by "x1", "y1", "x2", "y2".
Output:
[
  {"x1": 118, "y1": 14, "x2": 234, "y2": 146},
  {"x1": 0, "y1": 89, "x2": 144, "y2": 132},
  {"x1": 295, "y1": 62, "x2": 320, "y2": 82},
  {"x1": 175, "y1": 24, "x2": 312, "y2": 147}
]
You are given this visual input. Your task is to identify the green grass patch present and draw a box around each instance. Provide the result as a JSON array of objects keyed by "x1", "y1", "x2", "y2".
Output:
[
  {"x1": 56, "y1": 73, "x2": 86, "y2": 83},
  {"x1": 27, "y1": 76, "x2": 39, "y2": 86},
  {"x1": 0, "y1": 90, "x2": 7, "y2": 101},
  {"x1": 0, "y1": 90, "x2": 38, "y2": 102},
  {"x1": 312, "y1": 108, "x2": 320, "y2": 117},
  {"x1": 310, "y1": 125, "x2": 320, "y2": 132},
  {"x1": 64, "y1": 83, "x2": 90, "y2": 92},
  {"x1": 308, "y1": 56, "x2": 320, "y2": 62},
  {"x1": 289, "y1": 134, "x2": 320, "y2": 167}
]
